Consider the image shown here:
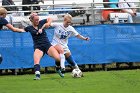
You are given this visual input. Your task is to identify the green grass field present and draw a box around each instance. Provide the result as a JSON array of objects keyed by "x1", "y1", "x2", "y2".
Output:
[{"x1": 0, "y1": 70, "x2": 140, "y2": 93}]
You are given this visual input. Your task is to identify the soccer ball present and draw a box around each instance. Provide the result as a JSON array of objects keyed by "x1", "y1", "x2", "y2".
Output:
[{"x1": 71, "y1": 69, "x2": 83, "y2": 78}]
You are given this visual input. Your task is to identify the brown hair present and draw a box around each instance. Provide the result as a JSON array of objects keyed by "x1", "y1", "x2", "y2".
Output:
[
  {"x1": 29, "y1": 12, "x2": 38, "y2": 22},
  {"x1": 0, "y1": 7, "x2": 7, "y2": 16}
]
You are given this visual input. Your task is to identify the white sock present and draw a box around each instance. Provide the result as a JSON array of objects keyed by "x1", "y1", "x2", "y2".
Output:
[
  {"x1": 74, "y1": 64, "x2": 79, "y2": 69},
  {"x1": 60, "y1": 54, "x2": 65, "y2": 69},
  {"x1": 35, "y1": 71, "x2": 40, "y2": 75}
]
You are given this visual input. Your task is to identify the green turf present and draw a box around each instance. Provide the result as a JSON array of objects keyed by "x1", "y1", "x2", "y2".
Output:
[{"x1": 0, "y1": 70, "x2": 140, "y2": 93}]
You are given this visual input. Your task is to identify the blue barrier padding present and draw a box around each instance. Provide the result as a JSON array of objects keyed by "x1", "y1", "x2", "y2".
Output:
[{"x1": 0, "y1": 24, "x2": 140, "y2": 69}]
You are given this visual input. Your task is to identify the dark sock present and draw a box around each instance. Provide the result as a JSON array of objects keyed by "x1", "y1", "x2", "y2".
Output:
[
  {"x1": 66, "y1": 55, "x2": 76, "y2": 66},
  {"x1": 55, "y1": 61, "x2": 60, "y2": 67},
  {"x1": 34, "y1": 64, "x2": 40, "y2": 72},
  {"x1": 55, "y1": 61, "x2": 61, "y2": 71}
]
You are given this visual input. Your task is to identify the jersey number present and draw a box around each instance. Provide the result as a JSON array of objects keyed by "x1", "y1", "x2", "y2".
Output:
[{"x1": 60, "y1": 35, "x2": 67, "y2": 39}]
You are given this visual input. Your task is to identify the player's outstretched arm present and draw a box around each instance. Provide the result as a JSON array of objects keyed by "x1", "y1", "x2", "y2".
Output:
[
  {"x1": 6, "y1": 24, "x2": 25, "y2": 32},
  {"x1": 76, "y1": 34, "x2": 90, "y2": 41}
]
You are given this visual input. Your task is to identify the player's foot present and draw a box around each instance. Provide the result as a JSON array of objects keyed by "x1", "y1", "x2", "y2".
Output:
[
  {"x1": 61, "y1": 68, "x2": 65, "y2": 75},
  {"x1": 74, "y1": 65, "x2": 79, "y2": 69},
  {"x1": 61, "y1": 68, "x2": 65, "y2": 77},
  {"x1": 34, "y1": 71, "x2": 40, "y2": 80},
  {"x1": 34, "y1": 76, "x2": 40, "y2": 80},
  {"x1": 56, "y1": 67, "x2": 64, "y2": 78}
]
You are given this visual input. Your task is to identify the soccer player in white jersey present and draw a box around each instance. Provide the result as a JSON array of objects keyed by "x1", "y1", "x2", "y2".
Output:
[
  {"x1": 39, "y1": 14, "x2": 89, "y2": 76},
  {"x1": 50, "y1": 14, "x2": 89, "y2": 75}
]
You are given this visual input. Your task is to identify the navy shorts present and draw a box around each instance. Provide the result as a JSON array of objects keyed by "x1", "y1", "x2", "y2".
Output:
[{"x1": 34, "y1": 43, "x2": 52, "y2": 55}]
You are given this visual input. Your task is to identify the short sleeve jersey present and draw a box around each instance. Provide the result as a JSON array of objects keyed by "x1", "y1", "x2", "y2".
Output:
[
  {"x1": 0, "y1": 17, "x2": 8, "y2": 30},
  {"x1": 51, "y1": 23, "x2": 79, "y2": 46},
  {"x1": 24, "y1": 19, "x2": 50, "y2": 47}
]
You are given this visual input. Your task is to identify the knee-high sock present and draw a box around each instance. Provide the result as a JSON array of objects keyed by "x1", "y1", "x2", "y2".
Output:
[
  {"x1": 55, "y1": 60, "x2": 60, "y2": 67},
  {"x1": 66, "y1": 55, "x2": 77, "y2": 66},
  {"x1": 60, "y1": 54, "x2": 65, "y2": 69},
  {"x1": 34, "y1": 64, "x2": 40, "y2": 75}
]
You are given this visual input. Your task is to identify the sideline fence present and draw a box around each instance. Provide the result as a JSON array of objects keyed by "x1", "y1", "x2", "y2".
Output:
[{"x1": 1, "y1": 24, "x2": 140, "y2": 70}]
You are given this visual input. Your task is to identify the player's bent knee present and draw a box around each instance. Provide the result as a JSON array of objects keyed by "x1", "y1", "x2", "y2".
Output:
[{"x1": 58, "y1": 49, "x2": 64, "y2": 54}]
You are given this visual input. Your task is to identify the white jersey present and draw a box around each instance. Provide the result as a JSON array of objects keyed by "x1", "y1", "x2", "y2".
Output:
[
  {"x1": 118, "y1": 0, "x2": 136, "y2": 13},
  {"x1": 51, "y1": 23, "x2": 79, "y2": 53}
]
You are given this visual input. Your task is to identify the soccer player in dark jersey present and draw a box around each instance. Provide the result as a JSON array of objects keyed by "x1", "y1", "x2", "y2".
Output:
[
  {"x1": 0, "y1": 7, "x2": 24, "y2": 32},
  {"x1": 0, "y1": 7, "x2": 24, "y2": 64},
  {"x1": 24, "y1": 13, "x2": 63, "y2": 80}
]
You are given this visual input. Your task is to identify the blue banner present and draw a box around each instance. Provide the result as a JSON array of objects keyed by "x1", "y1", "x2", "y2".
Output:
[{"x1": 0, "y1": 24, "x2": 140, "y2": 69}]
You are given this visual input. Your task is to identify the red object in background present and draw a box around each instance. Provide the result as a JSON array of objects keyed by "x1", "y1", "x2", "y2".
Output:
[{"x1": 102, "y1": 10, "x2": 120, "y2": 21}]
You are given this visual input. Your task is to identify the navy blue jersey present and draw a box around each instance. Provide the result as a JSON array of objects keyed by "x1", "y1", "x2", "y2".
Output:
[
  {"x1": 0, "y1": 17, "x2": 8, "y2": 29},
  {"x1": 24, "y1": 19, "x2": 51, "y2": 48}
]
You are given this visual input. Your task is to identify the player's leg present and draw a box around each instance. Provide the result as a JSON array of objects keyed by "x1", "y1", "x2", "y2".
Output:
[
  {"x1": 54, "y1": 44, "x2": 65, "y2": 69},
  {"x1": 65, "y1": 52, "x2": 79, "y2": 69},
  {"x1": 34, "y1": 49, "x2": 44, "y2": 80},
  {"x1": 53, "y1": 44, "x2": 65, "y2": 75},
  {"x1": 47, "y1": 46, "x2": 64, "y2": 77},
  {"x1": 133, "y1": 12, "x2": 140, "y2": 22},
  {"x1": 127, "y1": 13, "x2": 133, "y2": 23}
]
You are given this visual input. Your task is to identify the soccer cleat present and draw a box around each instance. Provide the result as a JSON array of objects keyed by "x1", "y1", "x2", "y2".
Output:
[
  {"x1": 34, "y1": 76, "x2": 40, "y2": 80},
  {"x1": 34, "y1": 71, "x2": 40, "y2": 80},
  {"x1": 56, "y1": 69, "x2": 64, "y2": 78},
  {"x1": 56, "y1": 67, "x2": 64, "y2": 78},
  {"x1": 73, "y1": 65, "x2": 79, "y2": 69},
  {"x1": 61, "y1": 68, "x2": 65, "y2": 76}
]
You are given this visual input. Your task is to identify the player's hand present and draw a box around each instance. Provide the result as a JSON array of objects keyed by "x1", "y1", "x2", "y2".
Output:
[
  {"x1": 130, "y1": 13, "x2": 136, "y2": 17},
  {"x1": 85, "y1": 37, "x2": 90, "y2": 41},
  {"x1": 37, "y1": 29, "x2": 43, "y2": 35}
]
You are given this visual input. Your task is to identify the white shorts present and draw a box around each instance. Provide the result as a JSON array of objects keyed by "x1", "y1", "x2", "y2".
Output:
[{"x1": 51, "y1": 41, "x2": 70, "y2": 54}]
